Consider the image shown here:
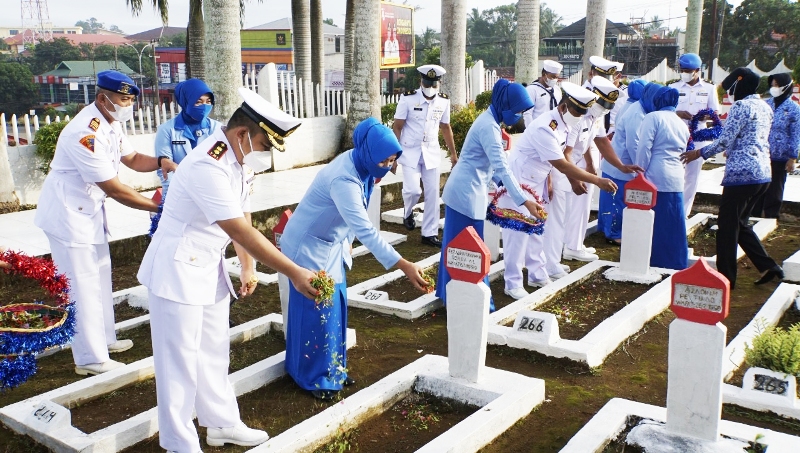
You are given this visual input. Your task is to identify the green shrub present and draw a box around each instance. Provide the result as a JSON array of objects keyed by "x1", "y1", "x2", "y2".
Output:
[
  {"x1": 664, "y1": 79, "x2": 679, "y2": 86},
  {"x1": 474, "y1": 90, "x2": 492, "y2": 111},
  {"x1": 744, "y1": 322, "x2": 800, "y2": 377},
  {"x1": 33, "y1": 120, "x2": 69, "y2": 174},
  {"x1": 381, "y1": 103, "x2": 397, "y2": 126},
  {"x1": 757, "y1": 75, "x2": 770, "y2": 95},
  {"x1": 717, "y1": 84, "x2": 726, "y2": 104},
  {"x1": 448, "y1": 103, "x2": 481, "y2": 157}
]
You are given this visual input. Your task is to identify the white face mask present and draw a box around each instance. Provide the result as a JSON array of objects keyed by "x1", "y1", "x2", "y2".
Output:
[
  {"x1": 589, "y1": 103, "x2": 609, "y2": 119},
  {"x1": 546, "y1": 78, "x2": 558, "y2": 88},
  {"x1": 770, "y1": 83, "x2": 791, "y2": 98},
  {"x1": 422, "y1": 86, "x2": 439, "y2": 97},
  {"x1": 240, "y1": 133, "x2": 272, "y2": 173},
  {"x1": 103, "y1": 95, "x2": 134, "y2": 122},
  {"x1": 680, "y1": 72, "x2": 696, "y2": 83},
  {"x1": 561, "y1": 108, "x2": 581, "y2": 128}
]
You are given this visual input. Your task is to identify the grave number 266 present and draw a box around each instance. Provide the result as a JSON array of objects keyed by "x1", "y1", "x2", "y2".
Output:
[
  {"x1": 518, "y1": 316, "x2": 544, "y2": 333},
  {"x1": 753, "y1": 374, "x2": 788, "y2": 395}
]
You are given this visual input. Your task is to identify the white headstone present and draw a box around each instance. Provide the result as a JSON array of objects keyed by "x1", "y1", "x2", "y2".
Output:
[
  {"x1": 483, "y1": 221, "x2": 501, "y2": 262},
  {"x1": 619, "y1": 208, "x2": 654, "y2": 275},
  {"x1": 278, "y1": 273, "x2": 290, "y2": 338},
  {"x1": 447, "y1": 279, "x2": 490, "y2": 383},
  {"x1": 510, "y1": 311, "x2": 559, "y2": 345},
  {"x1": 367, "y1": 185, "x2": 382, "y2": 231}
]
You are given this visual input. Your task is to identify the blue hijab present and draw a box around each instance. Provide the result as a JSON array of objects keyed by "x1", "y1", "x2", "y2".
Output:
[
  {"x1": 640, "y1": 82, "x2": 663, "y2": 114},
  {"x1": 351, "y1": 117, "x2": 402, "y2": 200},
  {"x1": 174, "y1": 78, "x2": 214, "y2": 146},
  {"x1": 489, "y1": 79, "x2": 533, "y2": 126},
  {"x1": 653, "y1": 86, "x2": 679, "y2": 112},
  {"x1": 626, "y1": 79, "x2": 647, "y2": 103}
]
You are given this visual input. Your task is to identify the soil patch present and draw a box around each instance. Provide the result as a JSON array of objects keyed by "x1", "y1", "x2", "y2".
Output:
[
  {"x1": 314, "y1": 392, "x2": 476, "y2": 453},
  {"x1": 114, "y1": 301, "x2": 148, "y2": 323},
  {"x1": 372, "y1": 264, "x2": 438, "y2": 303},
  {"x1": 688, "y1": 217, "x2": 718, "y2": 257}
]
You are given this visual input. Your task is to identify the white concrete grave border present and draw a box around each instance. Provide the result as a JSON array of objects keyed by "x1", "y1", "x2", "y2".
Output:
[
  {"x1": 247, "y1": 354, "x2": 545, "y2": 453},
  {"x1": 721, "y1": 283, "x2": 800, "y2": 420},
  {"x1": 782, "y1": 249, "x2": 800, "y2": 282},
  {"x1": 487, "y1": 260, "x2": 677, "y2": 368},
  {"x1": 559, "y1": 398, "x2": 800, "y2": 452},
  {"x1": 381, "y1": 200, "x2": 445, "y2": 229},
  {"x1": 687, "y1": 213, "x2": 778, "y2": 267},
  {"x1": 346, "y1": 253, "x2": 506, "y2": 319},
  {"x1": 2, "y1": 314, "x2": 357, "y2": 453}
]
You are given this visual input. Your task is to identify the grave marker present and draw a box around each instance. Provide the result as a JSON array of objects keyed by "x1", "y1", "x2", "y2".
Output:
[
  {"x1": 274, "y1": 209, "x2": 293, "y2": 335},
  {"x1": 511, "y1": 310, "x2": 559, "y2": 344},
  {"x1": 608, "y1": 173, "x2": 661, "y2": 283},
  {"x1": 23, "y1": 401, "x2": 70, "y2": 434},
  {"x1": 367, "y1": 185, "x2": 382, "y2": 231},
  {"x1": 363, "y1": 290, "x2": 388, "y2": 302}
]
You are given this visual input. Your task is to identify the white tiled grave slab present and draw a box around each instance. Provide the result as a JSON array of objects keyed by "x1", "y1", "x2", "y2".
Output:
[
  {"x1": 347, "y1": 253, "x2": 505, "y2": 319},
  {"x1": 686, "y1": 213, "x2": 777, "y2": 267},
  {"x1": 720, "y1": 283, "x2": 800, "y2": 420},
  {"x1": 488, "y1": 260, "x2": 677, "y2": 368},
  {"x1": 559, "y1": 397, "x2": 800, "y2": 452},
  {"x1": 1, "y1": 313, "x2": 357, "y2": 453},
  {"x1": 247, "y1": 354, "x2": 545, "y2": 453}
]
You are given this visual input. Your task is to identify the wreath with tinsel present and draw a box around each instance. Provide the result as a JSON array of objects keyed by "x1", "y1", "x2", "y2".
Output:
[
  {"x1": 486, "y1": 185, "x2": 547, "y2": 235},
  {"x1": 148, "y1": 200, "x2": 164, "y2": 238},
  {"x1": 0, "y1": 250, "x2": 75, "y2": 389},
  {"x1": 686, "y1": 108, "x2": 723, "y2": 151}
]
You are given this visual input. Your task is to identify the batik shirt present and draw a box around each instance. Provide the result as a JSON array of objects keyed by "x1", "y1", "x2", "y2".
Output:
[
  {"x1": 766, "y1": 97, "x2": 800, "y2": 163},
  {"x1": 700, "y1": 94, "x2": 772, "y2": 186}
]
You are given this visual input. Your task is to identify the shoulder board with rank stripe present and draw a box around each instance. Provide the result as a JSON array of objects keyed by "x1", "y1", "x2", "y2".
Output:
[
  {"x1": 404, "y1": 89, "x2": 417, "y2": 96},
  {"x1": 549, "y1": 120, "x2": 558, "y2": 131},
  {"x1": 438, "y1": 92, "x2": 449, "y2": 99},
  {"x1": 207, "y1": 141, "x2": 228, "y2": 160},
  {"x1": 88, "y1": 118, "x2": 101, "y2": 132}
]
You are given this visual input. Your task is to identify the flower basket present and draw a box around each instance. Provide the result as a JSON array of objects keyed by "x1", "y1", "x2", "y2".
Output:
[{"x1": 486, "y1": 184, "x2": 547, "y2": 235}]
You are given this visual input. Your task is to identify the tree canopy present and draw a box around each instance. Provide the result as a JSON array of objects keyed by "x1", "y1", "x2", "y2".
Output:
[{"x1": 0, "y1": 62, "x2": 39, "y2": 115}]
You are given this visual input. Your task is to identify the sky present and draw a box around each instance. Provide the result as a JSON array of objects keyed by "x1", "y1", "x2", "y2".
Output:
[{"x1": 1, "y1": 0, "x2": 744, "y2": 36}]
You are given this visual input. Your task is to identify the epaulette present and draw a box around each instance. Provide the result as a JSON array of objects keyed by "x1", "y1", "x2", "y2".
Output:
[
  {"x1": 88, "y1": 118, "x2": 101, "y2": 132},
  {"x1": 207, "y1": 141, "x2": 228, "y2": 160},
  {"x1": 404, "y1": 89, "x2": 417, "y2": 96},
  {"x1": 438, "y1": 92, "x2": 449, "y2": 99}
]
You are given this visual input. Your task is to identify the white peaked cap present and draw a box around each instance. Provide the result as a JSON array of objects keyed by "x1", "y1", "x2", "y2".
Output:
[{"x1": 238, "y1": 87, "x2": 302, "y2": 152}]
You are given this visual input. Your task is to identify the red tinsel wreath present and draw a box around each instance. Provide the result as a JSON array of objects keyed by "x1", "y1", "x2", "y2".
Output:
[{"x1": 0, "y1": 250, "x2": 70, "y2": 306}]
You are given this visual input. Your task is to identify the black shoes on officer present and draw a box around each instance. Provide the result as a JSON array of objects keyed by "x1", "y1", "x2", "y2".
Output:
[
  {"x1": 421, "y1": 236, "x2": 442, "y2": 247},
  {"x1": 755, "y1": 266, "x2": 784, "y2": 285},
  {"x1": 403, "y1": 214, "x2": 416, "y2": 230}
]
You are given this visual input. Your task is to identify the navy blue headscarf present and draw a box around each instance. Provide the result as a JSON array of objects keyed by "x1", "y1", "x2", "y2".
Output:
[
  {"x1": 640, "y1": 82, "x2": 664, "y2": 114},
  {"x1": 489, "y1": 79, "x2": 534, "y2": 126},
  {"x1": 653, "y1": 86, "x2": 679, "y2": 112},
  {"x1": 351, "y1": 117, "x2": 402, "y2": 200},
  {"x1": 627, "y1": 79, "x2": 647, "y2": 103},
  {"x1": 174, "y1": 78, "x2": 214, "y2": 147}
]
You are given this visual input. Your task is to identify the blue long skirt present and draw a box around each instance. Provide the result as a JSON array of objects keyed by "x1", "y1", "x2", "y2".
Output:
[
  {"x1": 650, "y1": 191, "x2": 688, "y2": 270},
  {"x1": 285, "y1": 279, "x2": 349, "y2": 391},
  {"x1": 597, "y1": 173, "x2": 628, "y2": 241},
  {"x1": 436, "y1": 205, "x2": 495, "y2": 312}
]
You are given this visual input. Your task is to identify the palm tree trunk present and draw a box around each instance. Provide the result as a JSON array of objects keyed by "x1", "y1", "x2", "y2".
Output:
[
  {"x1": 342, "y1": 0, "x2": 380, "y2": 150},
  {"x1": 582, "y1": 0, "x2": 608, "y2": 81},
  {"x1": 515, "y1": 0, "x2": 540, "y2": 85},
  {"x1": 685, "y1": 0, "x2": 704, "y2": 54},
  {"x1": 186, "y1": 0, "x2": 205, "y2": 79},
  {"x1": 441, "y1": 0, "x2": 467, "y2": 108},
  {"x1": 204, "y1": 0, "x2": 242, "y2": 121},
  {"x1": 291, "y1": 0, "x2": 312, "y2": 83},
  {"x1": 344, "y1": 0, "x2": 355, "y2": 92},
  {"x1": 310, "y1": 0, "x2": 324, "y2": 87}
]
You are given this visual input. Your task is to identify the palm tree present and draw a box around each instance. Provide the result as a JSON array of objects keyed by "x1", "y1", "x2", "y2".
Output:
[
  {"x1": 344, "y1": 0, "x2": 354, "y2": 92},
  {"x1": 310, "y1": 0, "x2": 324, "y2": 87},
  {"x1": 583, "y1": 0, "x2": 608, "y2": 80},
  {"x1": 516, "y1": 0, "x2": 540, "y2": 85},
  {"x1": 343, "y1": 0, "x2": 380, "y2": 150},
  {"x1": 292, "y1": 0, "x2": 312, "y2": 84},
  {"x1": 186, "y1": 0, "x2": 205, "y2": 79},
  {"x1": 441, "y1": 0, "x2": 468, "y2": 108},
  {"x1": 539, "y1": 3, "x2": 563, "y2": 39},
  {"x1": 204, "y1": 0, "x2": 242, "y2": 120}
]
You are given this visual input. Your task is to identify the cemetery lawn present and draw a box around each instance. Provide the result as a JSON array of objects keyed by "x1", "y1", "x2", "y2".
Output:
[
  {"x1": 374, "y1": 263, "x2": 440, "y2": 302},
  {"x1": 1, "y1": 203, "x2": 799, "y2": 452}
]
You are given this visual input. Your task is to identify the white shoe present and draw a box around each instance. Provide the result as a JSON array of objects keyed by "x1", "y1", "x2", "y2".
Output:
[
  {"x1": 108, "y1": 339, "x2": 133, "y2": 353},
  {"x1": 504, "y1": 287, "x2": 529, "y2": 299},
  {"x1": 527, "y1": 278, "x2": 553, "y2": 288},
  {"x1": 548, "y1": 271, "x2": 569, "y2": 280},
  {"x1": 583, "y1": 246, "x2": 596, "y2": 254},
  {"x1": 75, "y1": 360, "x2": 124, "y2": 376},
  {"x1": 559, "y1": 264, "x2": 571, "y2": 273},
  {"x1": 207, "y1": 421, "x2": 269, "y2": 447},
  {"x1": 563, "y1": 247, "x2": 598, "y2": 262}
]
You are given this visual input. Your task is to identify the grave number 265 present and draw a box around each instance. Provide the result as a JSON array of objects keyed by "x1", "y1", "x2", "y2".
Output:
[
  {"x1": 518, "y1": 316, "x2": 544, "y2": 333},
  {"x1": 753, "y1": 374, "x2": 788, "y2": 395}
]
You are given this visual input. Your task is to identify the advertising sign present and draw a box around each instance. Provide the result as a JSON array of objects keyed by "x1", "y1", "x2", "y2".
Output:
[{"x1": 380, "y1": 2, "x2": 415, "y2": 69}]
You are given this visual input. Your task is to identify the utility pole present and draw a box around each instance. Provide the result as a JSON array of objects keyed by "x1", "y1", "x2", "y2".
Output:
[
  {"x1": 153, "y1": 40, "x2": 159, "y2": 107},
  {"x1": 123, "y1": 42, "x2": 155, "y2": 108}
]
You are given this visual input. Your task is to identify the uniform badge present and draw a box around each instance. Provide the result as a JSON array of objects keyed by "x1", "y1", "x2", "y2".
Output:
[
  {"x1": 207, "y1": 141, "x2": 228, "y2": 160},
  {"x1": 118, "y1": 82, "x2": 132, "y2": 94},
  {"x1": 438, "y1": 93, "x2": 449, "y2": 99},
  {"x1": 79, "y1": 135, "x2": 96, "y2": 152},
  {"x1": 404, "y1": 89, "x2": 417, "y2": 96},
  {"x1": 608, "y1": 90, "x2": 619, "y2": 102},
  {"x1": 88, "y1": 118, "x2": 101, "y2": 132},
  {"x1": 549, "y1": 120, "x2": 558, "y2": 131}
]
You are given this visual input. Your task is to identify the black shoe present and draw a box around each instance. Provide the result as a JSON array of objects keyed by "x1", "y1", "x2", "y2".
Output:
[
  {"x1": 344, "y1": 376, "x2": 356, "y2": 387},
  {"x1": 605, "y1": 238, "x2": 621, "y2": 246},
  {"x1": 311, "y1": 389, "x2": 337, "y2": 400},
  {"x1": 421, "y1": 236, "x2": 442, "y2": 247},
  {"x1": 755, "y1": 266, "x2": 784, "y2": 285},
  {"x1": 403, "y1": 214, "x2": 416, "y2": 230}
]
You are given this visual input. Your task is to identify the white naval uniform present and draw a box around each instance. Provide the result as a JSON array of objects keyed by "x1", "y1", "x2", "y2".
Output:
[
  {"x1": 523, "y1": 81, "x2": 563, "y2": 127},
  {"x1": 34, "y1": 103, "x2": 130, "y2": 367},
  {"x1": 137, "y1": 129, "x2": 253, "y2": 453},
  {"x1": 395, "y1": 89, "x2": 451, "y2": 237},
  {"x1": 499, "y1": 109, "x2": 570, "y2": 289},
  {"x1": 668, "y1": 79, "x2": 720, "y2": 217}
]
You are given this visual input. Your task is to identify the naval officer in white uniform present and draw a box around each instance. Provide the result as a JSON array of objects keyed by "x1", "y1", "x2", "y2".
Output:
[
  {"x1": 34, "y1": 71, "x2": 178, "y2": 376},
  {"x1": 137, "y1": 88, "x2": 318, "y2": 453},
  {"x1": 523, "y1": 60, "x2": 564, "y2": 127},
  {"x1": 393, "y1": 64, "x2": 457, "y2": 247}
]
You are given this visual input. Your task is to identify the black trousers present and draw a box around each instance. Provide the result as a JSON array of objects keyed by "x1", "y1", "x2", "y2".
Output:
[
  {"x1": 752, "y1": 160, "x2": 787, "y2": 218},
  {"x1": 716, "y1": 183, "x2": 777, "y2": 289}
]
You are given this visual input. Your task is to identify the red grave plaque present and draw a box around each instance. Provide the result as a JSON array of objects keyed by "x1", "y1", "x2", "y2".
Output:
[
  {"x1": 623, "y1": 173, "x2": 658, "y2": 210},
  {"x1": 152, "y1": 188, "x2": 163, "y2": 206},
  {"x1": 670, "y1": 257, "x2": 730, "y2": 325},
  {"x1": 501, "y1": 129, "x2": 511, "y2": 151},
  {"x1": 272, "y1": 209, "x2": 292, "y2": 251},
  {"x1": 445, "y1": 226, "x2": 490, "y2": 284}
]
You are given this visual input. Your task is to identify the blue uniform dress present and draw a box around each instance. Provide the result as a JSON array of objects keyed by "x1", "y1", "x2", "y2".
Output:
[
  {"x1": 437, "y1": 80, "x2": 532, "y2": 308},
  {"x1": 753, "y1": 95, "x2": 800, "y2": 217},
  {"x1": 280, "y1": 119, "x2": 402, "y2": 391},
  {"x1": 635, "y1": 87, "x2": 690, "y2": 270}
]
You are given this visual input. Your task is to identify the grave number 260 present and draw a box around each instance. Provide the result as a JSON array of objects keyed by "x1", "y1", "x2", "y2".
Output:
[
  {"x1": 753, "y1": 374, "x2": 788, "y2": 395},
  {"x1": 518, "y1": 316, "x2": 544, "y2": 333}
]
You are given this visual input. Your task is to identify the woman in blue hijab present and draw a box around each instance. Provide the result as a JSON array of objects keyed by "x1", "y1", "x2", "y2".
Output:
[
  {"x1": 635, "y1": 86, "x2": 690, "y2": 270},
  {"x1": 437, "y1": 79, "x2": 544, "y2": 309},
  {"x1": 154, "y1": 78, "x2": 222, "y2": 199},
  {"x1": 280, "y1": 118, "x2": 426, "y2": 400}
]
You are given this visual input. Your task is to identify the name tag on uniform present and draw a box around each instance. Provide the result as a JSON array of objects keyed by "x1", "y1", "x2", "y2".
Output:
[
  {"x1": 679, "y1": 93, "x2": 687, "y2": 96},
  {"x1": 582, "y1": 128, "x2": 589, "y2": 132},
  {"x1": 172, "y1": 140, "x2": 187, "y2": 145},
  {"x1": 413, "y1": 107, "x2": 423, "y2": 111},
  {"x1": 698, "y1": 92, "x2": 709, "y2": 96}
]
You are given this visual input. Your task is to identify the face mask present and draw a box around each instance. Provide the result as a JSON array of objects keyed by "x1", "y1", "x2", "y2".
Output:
[
  {"x1": 770, "y1": 83, "x2": 791, "y2": 98},
  {"x1": 240, "y1": 133, "x2": 272, "y2": 173},
  {"x1": 561, "y1": 107, "x2": 581, "y2": 128},
  {"x1": 421, "y1": 86, "x2": 439, "y2": 97},
  {"x1": 370, "y1": 161, "x2": 391, "y2": 178},
  {"x1": 501, "y1": 110, "x2": 522, "y2": 127},
  {"x1": 589, "y1": 104, "x2": 609, "y2": 118},
  {"x1": 187, "y1": 104, "x2": 212, "y2": 122},
  {"x1": 546, "y1": 78, "x2": 558, "y2": 88},
  {"x1": 103, "y1": 95, "x2": 134, "y2": 122}
]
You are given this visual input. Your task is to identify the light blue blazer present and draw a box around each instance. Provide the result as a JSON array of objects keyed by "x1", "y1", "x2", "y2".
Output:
[
  {"x1": 280, "y1": 151, "x2": 402, "y2": 283},
  {"x1": 154, "y1": 117, "x2": 221, "y2": 197}
]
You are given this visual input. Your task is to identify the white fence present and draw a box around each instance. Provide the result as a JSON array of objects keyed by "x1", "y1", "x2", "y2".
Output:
[{"x1": 638, "y1": 58, "x2": 681, "y2": 83}]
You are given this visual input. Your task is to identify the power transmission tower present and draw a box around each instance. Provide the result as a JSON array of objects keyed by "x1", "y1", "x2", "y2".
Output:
[{"x1": 20, "y1": 0, "x2": 53, "y2": 48}]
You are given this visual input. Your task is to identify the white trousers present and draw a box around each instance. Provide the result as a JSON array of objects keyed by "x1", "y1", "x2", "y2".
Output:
[
  {"x1": 542, "y1": 189, "x2": 568, "y2": 275},
  {"x1": 149, "y1": 280, "x2": 240, "y2": 453},
  {"x1": 402, "y1": 158, "x2": 441, "y2": 237},
  {"x1": 563, "y1": 184, "x2": 595, "y2": 251},
  {"x1": 502, "y1": 178, "x2": 551, "y2": 289},
  {"x1": 683, "y1": 157, "x2": 703, "y2": 217},
  {"x1": 46, "y1": 233, "x2": 116, "y2": 366}
]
